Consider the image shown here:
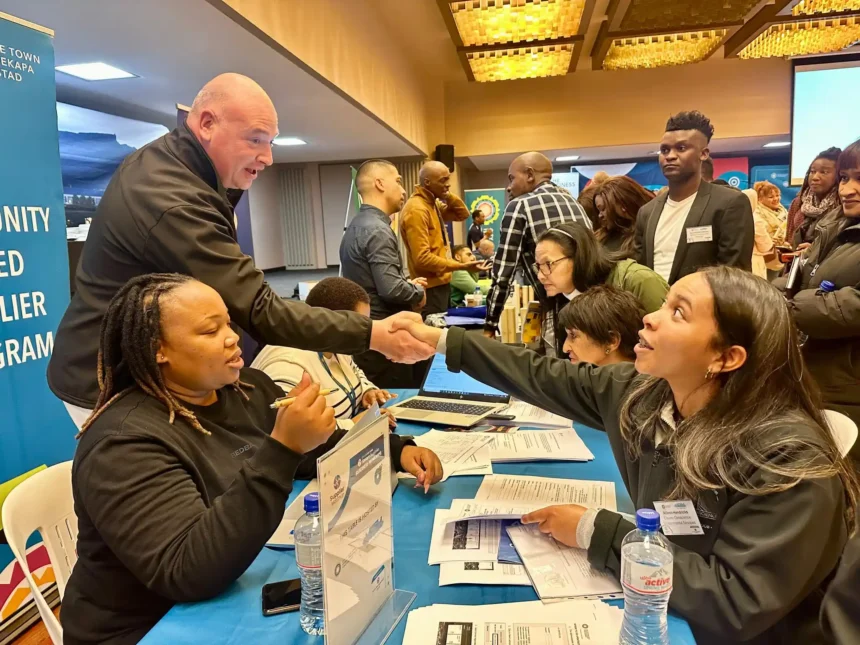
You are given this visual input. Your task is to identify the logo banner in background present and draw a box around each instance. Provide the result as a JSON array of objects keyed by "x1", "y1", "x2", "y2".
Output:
[
  {"x1": 465, "y1": 189, "x2": 506, "y2": 251},
  {"x1": 0, "y1": 11, "x2": 76, "y2": 626}
]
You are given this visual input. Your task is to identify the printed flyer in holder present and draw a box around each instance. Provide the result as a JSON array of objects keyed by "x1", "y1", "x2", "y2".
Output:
[{"x1": 317, "y1": 412, "x2": 414, "y2": 644}]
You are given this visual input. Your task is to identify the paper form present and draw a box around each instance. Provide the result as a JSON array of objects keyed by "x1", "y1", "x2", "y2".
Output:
[
  {"x1": 491, "y1": 400, "x2": 571, "y2": 429},
  {"x1": 506, "y1": 523, "x2": 622, "y2": 600},
  {"x1": 476, "y1": 474, "x2": 617, "y2": 511},
  {"x1": 402, "y1": 599, "x2": 624, "y2": 645},
  {"x1": 438, "y1": 560, "x2": 531, "y2": 586},
  {"x1": 488, "y1": 430, "x2": 594, "y2": 462},
  {"x1": 428, "y1": 509, "x2": 501, "y2": 564}
]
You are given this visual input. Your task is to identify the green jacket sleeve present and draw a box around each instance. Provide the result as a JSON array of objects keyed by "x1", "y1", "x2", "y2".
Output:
[
  {"x1": 444, "y1": 326, "x2": 635, "y2": 431},
  {"x1": 623, "y1": 264, "x2": 669, "y2": 314}
]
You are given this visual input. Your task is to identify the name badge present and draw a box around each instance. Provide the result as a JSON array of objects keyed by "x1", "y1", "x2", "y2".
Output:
[
  {"x1": 653, "y1": 500, "x2": 704, "y2": 536},
  {"x1": 686, "y1": 225, "x2": 713, "y2": 243}
]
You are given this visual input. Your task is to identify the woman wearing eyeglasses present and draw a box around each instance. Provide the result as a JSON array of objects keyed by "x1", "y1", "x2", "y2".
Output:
[{"x1": 534, "y1": 221, "x2": 668, "y2": 355}]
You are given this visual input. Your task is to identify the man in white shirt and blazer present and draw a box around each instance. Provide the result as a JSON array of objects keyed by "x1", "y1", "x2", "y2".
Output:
[{"x1": 634, "y1": 111, "x2": 753, "y2": 285}]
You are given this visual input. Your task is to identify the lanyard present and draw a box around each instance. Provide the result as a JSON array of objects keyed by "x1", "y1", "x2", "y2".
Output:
[{"x1": 318, "y1": 353, "x2": 361, "y2": 416}]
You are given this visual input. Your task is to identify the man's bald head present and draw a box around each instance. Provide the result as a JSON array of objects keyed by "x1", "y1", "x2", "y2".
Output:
[
  {"x1": 186, "y1": 73, "x2": 278, "y2": 190},
  {"x1": 356, "y1": 160, "x2": 405, "y2": 216},
  {"x1": 189, "y1": 73, "x2": 275, "y2": 119},
  {"x1": 419, "y1": 161, "x2": 452, "y2": 200},
  {"x1": 507, "y1": 152, "x2": 553, "y2": 198}
]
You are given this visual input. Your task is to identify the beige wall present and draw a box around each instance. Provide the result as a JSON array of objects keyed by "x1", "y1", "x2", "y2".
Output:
[
  {"x1": 223, "y1": 0, "x2": 444, "y2": 155},
  {"x1": 445, "y1": 57, "x2": 792, "y2": 157}
]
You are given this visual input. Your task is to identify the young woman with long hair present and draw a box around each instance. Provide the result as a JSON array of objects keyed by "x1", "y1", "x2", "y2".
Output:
[
  {"x1": 397, "y1": 266, "x2": 858, "y2": 644},
  {"x1": 593, "y1": 176, "x2": 655, "y2": 258},
  {"x1": 777, "y1": 140, "x2": 860, "y2": 449},
  {"x1": 786, "y1": 147, "x2": 842, "y2": 248}
]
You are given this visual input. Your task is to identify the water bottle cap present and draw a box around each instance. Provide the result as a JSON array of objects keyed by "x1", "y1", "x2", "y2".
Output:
[
  {"x1": 636, "y1": 508, "x2": 661, "y2": 531},
  {"x1": 820, "y1": 280, "x2": 836, "y2": 292},
  {"x1": 303, "y1": 492, "x2": 320, "y2": 513}
]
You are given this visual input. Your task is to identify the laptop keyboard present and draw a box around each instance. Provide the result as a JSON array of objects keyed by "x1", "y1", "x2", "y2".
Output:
[{"x1": 397, "y1": 399, "x2": 495, "y2": 416}]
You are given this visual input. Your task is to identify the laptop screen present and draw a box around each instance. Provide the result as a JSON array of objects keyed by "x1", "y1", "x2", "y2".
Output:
[{"x1": 419, "y1": 353, "x2": 510, "y2": 403}]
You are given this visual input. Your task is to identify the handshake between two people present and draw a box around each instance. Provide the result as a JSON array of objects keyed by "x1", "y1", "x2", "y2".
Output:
[
  {"x1": 269, "y1": 372, "x2": 443, "y2": 493},
  {"x1": 368, "y1": 311, "x2": 445, "y2": 363}
]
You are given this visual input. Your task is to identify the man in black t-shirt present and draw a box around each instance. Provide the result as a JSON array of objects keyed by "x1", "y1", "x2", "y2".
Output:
[{"x1": 468, "y1": 209, "x2": 489, "y2": 249}]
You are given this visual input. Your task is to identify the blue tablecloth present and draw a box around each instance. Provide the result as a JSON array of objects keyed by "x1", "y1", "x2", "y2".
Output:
[{"x1": 141, "y1": 391, "x2": 696, "y2": 644}]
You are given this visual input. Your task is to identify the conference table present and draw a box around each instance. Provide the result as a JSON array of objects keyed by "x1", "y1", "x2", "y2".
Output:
[{"x1": 141, "y1": 390, "x2": 697, "y2": 644}]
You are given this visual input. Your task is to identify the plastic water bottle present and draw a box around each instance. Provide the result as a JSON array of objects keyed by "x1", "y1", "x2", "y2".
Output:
[
  {"x1": 619, "y1": 509, "x2": 673, "y2": 645},
  {"x1": 819, "y1": 280, "x2": 836, "y2": 293},
  {"x1": 295, "y1": 492, "x2": 324, "y2": 635},
  {"x1": 474, "y1": 284, "x2": 483, "y2": 305}
]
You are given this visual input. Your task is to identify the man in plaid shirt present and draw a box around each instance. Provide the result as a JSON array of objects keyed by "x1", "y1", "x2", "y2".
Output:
[{"x1": 484, "y1": 152, "x2": 591, "y2": 346}]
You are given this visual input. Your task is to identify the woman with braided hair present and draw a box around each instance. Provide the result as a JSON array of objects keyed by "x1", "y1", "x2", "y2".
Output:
[{"x1": 62, "y1": 274, "x2": 441, "y2": 645}]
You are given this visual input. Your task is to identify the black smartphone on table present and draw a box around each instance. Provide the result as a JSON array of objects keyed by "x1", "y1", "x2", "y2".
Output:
[{"x1": 261, "y1": 578, "x2": 302, "y2": 616}]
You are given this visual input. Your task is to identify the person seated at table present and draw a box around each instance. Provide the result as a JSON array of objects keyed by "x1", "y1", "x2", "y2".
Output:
[
  {"x1": 252, "y1": 277, "x2": 399, "y2": 430},
  {"x1": 449, "y1": 245, "x2": 490, "y2": 307},
  {"x1": 393, "y1": 266, "x2": 858, "y2": 645},
  {"x1": 559, "y1": 284, "x2": 645, "y2": 367},
  {"x1": 62, "y1": 273, "x2": 443, "y2": 645}
]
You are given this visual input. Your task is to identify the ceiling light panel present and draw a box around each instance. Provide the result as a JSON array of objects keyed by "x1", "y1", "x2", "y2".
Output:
[
  {"x1": 450, "y1": 0, "x2": 586, "y2": 46},
  {"x1": 467, "y1": 44, "x2": 574, "y2": 81},
  {"x1": 792, "y1": 0, "x2": 860, "y2": 16},
  {"x1": 739, "y1": 16, "x2": 860, "y2": 59},
  {"x1": 273, "y1": 137, "x2": 307, "y2": 146},
  {"x1": 604, "y1": 29, "x2": 727, "y2": 71},
  {"x1": 55, "y1": 62, "x2": 136, "y2": 81}
]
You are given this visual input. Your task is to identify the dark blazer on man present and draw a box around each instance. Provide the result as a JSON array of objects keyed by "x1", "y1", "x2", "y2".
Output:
[{"x1": 634, "y1": 180, "x2": 754, "y2": 285}]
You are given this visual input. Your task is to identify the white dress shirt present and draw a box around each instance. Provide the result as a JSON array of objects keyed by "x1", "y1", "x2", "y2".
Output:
[{"x1": 652, "y1": 192, "x2": 697, "y2": 282}]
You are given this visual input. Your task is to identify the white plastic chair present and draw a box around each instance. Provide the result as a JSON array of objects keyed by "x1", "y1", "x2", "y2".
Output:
[
  {"x1": 2, "y1": 460, "x2": 78, "y2": 644},
  {"x1": 824, "y1": 410, "x2": 858, "y2": 458}
]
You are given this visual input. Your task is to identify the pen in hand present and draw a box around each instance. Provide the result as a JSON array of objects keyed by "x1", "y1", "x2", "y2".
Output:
[{"x1": 270, "y1": 389, "x2": 335, "y2": 409}]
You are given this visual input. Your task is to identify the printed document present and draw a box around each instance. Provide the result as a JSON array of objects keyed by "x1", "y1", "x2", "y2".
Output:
[
  {"x1": 488, "y1": 430, "x2": 594, "y2": 462},
  {"x1": 402, "y1": 599, "x2": 623, "y2": 645},
  {"x1": 438, "y1": 560, "x2": 531, "y2": 587},
  {"x1": 428, "y1": 509, "x2": 501, "y2": 564},
  {"x1": 492, "y1": 400, "x2": 571, "y2": 429},
  {"x1": 506, "y1": 523, "x2": 622, "y2": 600},
  {"x1": 476, "y1": 474, "x2": 617, "y2": 511}
]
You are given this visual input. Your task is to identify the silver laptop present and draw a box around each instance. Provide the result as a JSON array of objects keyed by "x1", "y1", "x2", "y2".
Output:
[{"x1": 388, "y1": 353, "x2": 510, "y2": 426}]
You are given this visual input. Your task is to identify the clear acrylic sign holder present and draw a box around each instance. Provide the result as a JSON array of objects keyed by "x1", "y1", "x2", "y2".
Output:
[{"x1": 317, "y1": 408, "x2": 415, "y2": 645}]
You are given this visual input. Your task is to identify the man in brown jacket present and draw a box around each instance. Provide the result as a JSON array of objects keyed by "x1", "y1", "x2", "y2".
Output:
[{"x1": 400, "y1": 161, "x2": 487, "y2": 315}]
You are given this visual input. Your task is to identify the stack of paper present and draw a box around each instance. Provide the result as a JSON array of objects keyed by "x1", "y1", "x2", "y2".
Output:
[
  {"x1": 476, "y1": 474, "x2": 616, "y2": 509},
  {"x1": 403, "y1": 599, "x2": 623, "y2": 645},
  {"x1": 507, "y1": 523, "x2": 622, "y2": 600},
  {"x1": 438, "y1": 560, "x2": 531, "y2": 586},
  {"x1": 492, "y1": 400, "x2": 571, "y2": 429},
  {"x1": 487, "y1": 429, "x2": 594, "y2": 462},
  {"x1": 400, "y1": 430, "x2": 494, "y2": 481}
]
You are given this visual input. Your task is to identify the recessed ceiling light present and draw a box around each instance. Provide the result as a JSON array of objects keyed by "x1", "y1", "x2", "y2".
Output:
[
  {"x1": 55, "y1": 62, "x2": 136, "y2": 81},
  {"x1": 649, "y1": 150, "x2": 661, "y2": 155},
  {"x1": 763, "y1": 141, "x2": 791, "y2": 148},
  {"x1": 555, "y1": 155, "x2": 580, "y2": 162},
  {"x1": 273, "y1": 137, "x2": 307, "y2": 146}
]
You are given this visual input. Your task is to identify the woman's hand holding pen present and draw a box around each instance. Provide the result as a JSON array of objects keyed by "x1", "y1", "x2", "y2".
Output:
[{"x1": 271, "y1": 373, "x2": 336, "y2": 454}]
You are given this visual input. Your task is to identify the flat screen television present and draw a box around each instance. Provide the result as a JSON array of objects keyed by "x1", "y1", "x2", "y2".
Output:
[{"x1": 791, "y1": 56, "x2": 860, "y2": 186}]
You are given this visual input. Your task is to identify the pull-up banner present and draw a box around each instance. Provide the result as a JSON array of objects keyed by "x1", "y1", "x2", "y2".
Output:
[{"x1": 0, "y1": 11, "x2": 76, "y2": 628}]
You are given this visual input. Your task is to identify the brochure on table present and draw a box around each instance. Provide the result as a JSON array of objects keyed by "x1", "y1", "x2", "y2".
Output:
[{"x1": 316, "y1": 410, "x2": 414, "y2": 645}]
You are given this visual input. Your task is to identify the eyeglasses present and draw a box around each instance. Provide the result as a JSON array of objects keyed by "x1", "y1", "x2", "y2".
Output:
[{"x1": 532, "y1": 257, "x2": 571, "y2": 277}]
